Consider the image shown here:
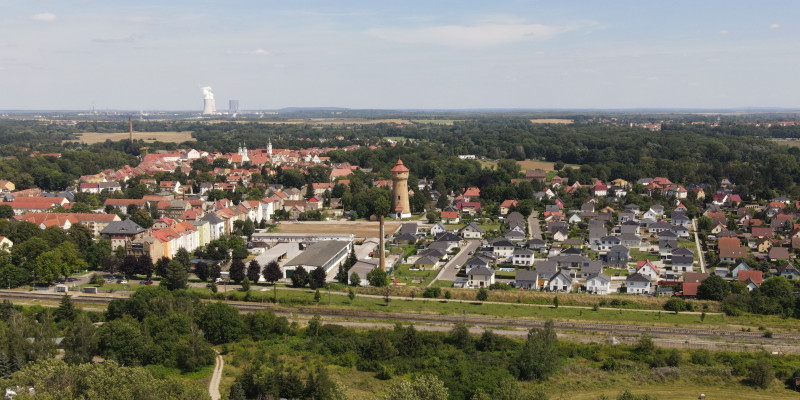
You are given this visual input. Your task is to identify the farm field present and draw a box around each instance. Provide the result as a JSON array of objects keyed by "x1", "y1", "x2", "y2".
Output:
[
  {"x1": 273, "y1": 220, "x2": 402, "y2": 239},
  {"x1": 69, "y1": 131, "x2": 195, "y2": 144}
]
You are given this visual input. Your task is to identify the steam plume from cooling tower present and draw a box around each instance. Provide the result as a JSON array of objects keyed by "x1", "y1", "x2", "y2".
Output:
[{"x1": 201, "y1": 86, "x2": 215, "y2": 100}]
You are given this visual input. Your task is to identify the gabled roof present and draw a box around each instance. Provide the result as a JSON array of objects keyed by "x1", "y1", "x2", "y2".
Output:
[
  {"x1": 626, "y1": 272, "x2": 651, "y2": 283},
  {"x1": 737, "y1": 270, "x2": 763, "y2": 285},
  {"x1": 469, "y1": 266, "x2": 494, "y2": 276},
  {"x1": 515, "y1": 269, "x2": 538, "y2": 281},
  {"x1": 460, "y1": 221, "x2": 483, "y2": 233}
]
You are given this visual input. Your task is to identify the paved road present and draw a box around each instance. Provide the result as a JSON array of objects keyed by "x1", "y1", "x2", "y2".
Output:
[
  {"x1": 528, "y1": 211, "x2": 542, "y2": 239},
  {"x1": 692, "y1": 218, "x2": 706, "y2": 273},
  {"x1": 355, "y1": 239, "x2": 378, "y2": 260},
  {"x1": 428, "y1": 240, "x2": 481, "y2": 286},
  {"x1": 208, "y1": 351, "x2": 224, "y2": 400}
]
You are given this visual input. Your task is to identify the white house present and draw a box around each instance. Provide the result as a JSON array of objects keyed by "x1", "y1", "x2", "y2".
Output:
[
  {"x1": 512, "y1": 248, "x2": 535, "y2": 267},
  {"x1": 547, "y1": 269, "x2": 574, "y2": 292},
  {"x1": 430, "y1": 222, "x2": 447, "y2": 237},
  {"x1": 464, "y1": 256, "x2": 492, "y2": 274},
  {"x1": 626, "y1": 273, "x2": 652, "y2": 294},
  {"x1": 467, "y1": 267, "x2": 495, "y2": 288},
  {"x1": 635, "y1": 260, "x2": 660, "y2": 280},
  {"x1": 460, "y1": 222, "x2": 483, "y2": 239},
  {"x1": 586, "y1": 273, "x2": 611, "y2": 295},
  {"x1": 492, "y1": 239, "x2": 515, "y2": 261}
]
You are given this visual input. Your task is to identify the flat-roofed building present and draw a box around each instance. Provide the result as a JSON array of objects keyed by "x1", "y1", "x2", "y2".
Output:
[{"x1": 282, "y1": 240, "x2": 352, "y2": 278}]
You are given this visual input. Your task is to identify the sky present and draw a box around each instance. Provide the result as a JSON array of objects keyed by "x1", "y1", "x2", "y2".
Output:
[{"x1": 1, "y1": 0, "x2": 797, "y2": 110}]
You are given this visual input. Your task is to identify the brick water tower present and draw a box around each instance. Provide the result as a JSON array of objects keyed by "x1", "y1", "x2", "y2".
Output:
[{"x1": 391, "y1": 159, "x2": 411, "y2": 219}]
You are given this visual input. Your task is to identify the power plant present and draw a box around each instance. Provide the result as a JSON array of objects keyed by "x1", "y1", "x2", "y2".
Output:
[
  {"x1": 229, "y1": 100, "x2": 239, "y2": 115},
  {"x1": 201, "y1": 86, "x2": 216, "y2": 115}
]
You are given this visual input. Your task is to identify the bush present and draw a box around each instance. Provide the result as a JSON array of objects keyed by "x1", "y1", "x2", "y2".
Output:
[
  {"x1": 489, "y1": 282, "x2": 513, "y2": 290},
  {"x1": 423, "y1": 287, "x2": 441, "y2": 298},
  {"x1": 476, "y1": 288, "x2": 489, "y2": 301},
  {"x1": 444, "y1": 290, "x2": 452, "y2": 300},
  {"x1": 601, "y1": 358, "x2": 619, "y2": 371},
  {"x1": 663, "y1": 298, "x2": 686, "y2": 313},
  {"x1": 748, "y1": 359, "x2": 775, "y2": 388},
  {"x1": 690, "y1": 350, "x2": 712, "y2": 366}
]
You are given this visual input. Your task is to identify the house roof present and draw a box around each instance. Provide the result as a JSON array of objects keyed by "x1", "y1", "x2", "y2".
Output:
[
  {"x1": 626, "y1": 272, "x2": 651, "y2": 283},
  {"x1": 100, "y1": 218, "x2": 145, "y2": 236},
  {"x1": 469, "y1": 266, "x2": 494, "y2": 276},
  {"x1": 461, "y1": 221, "x2": 483, "y2": 233},
  {"x1": 737, "y1": 270, "x2": 763, "y2": 285},
  {"x1": 515, "y1": 269, "x2": 538, "y2": 281},
  {"x1": 682, "y1": 282, "x2": 700, "y2": 296}
]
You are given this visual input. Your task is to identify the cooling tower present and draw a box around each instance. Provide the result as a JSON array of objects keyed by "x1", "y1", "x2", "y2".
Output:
[{"x1": 201, "y1": 86, "x2": 216, "y2": 115}]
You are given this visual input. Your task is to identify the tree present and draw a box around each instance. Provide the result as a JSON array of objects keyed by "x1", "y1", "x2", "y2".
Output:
[
  {"x1": 174, "y1": 248, "x2": 191, "y2": 271},
  {"x1": 310, "y1": 266, "x2": 326, "y2": 289},
  {"x1": 348, "y1": 287, "x2": 356, "y2": 301},
  {"x1": 63, "y1": 313, "x2": 98, "y2": 364},
  {"x1": 163, "y1": 259, "x2": 188, "y2": 290},
  {"x1": 748, "y1": 358, "x2": 774, "y2": 388},
  {"x1": 155, "y1": 257, "x2": 171, "y2": 278},
  {"x1": 98, "y1": 318, "x2": 147, "y2": 366},
  {"x1": 54, "y1": 294, "x2": 76, "y2": 323},
  {"x1": 247, "y1": 259, "x2": 261, "y2": 283},
  {"x1": 240, "y1": 277, "x2": 250, "y2": 292},
  {"x1": 515, "y1": 320, "x2": 560, "y2": 381},
  {"x1": 0, "y1": 205, "x2": 13, "y2": 219},
  {"x1": 290, "y1": 266, "x2": 309, "y2": 288},
  {"x1": 367, "y1": 268, "x2": 388, "y2": 287},
  {"x1": 349, "y1": 271, "x2": 361, "y2": 286},
  {"x1": 262, "y1": 260, "x2": 282, "y2": 285},
  {"x1": 387, "y1": 374, "x2": 449, "y2": 400},
  {"x1": 696, "y1": 274, "x2": 731, "y2": 301},
  {"x1": 374, "y1": 196, "x2": 391, "y2": 218},
  {"x1": 476, "y1": 288, "x2": 489, "y2": 301},
  {"x1": 129, "y1": 209, "x2": 153, "y2": 229},
  {"x1": 195, "y1": 261, "x2": 209, "y2": 281},
  {"x1": 229, "y1": 258, "x2": 246, "y2": 283},
  {"x1": 314, "y1": 289, "x2": 321, "y2": 303},
  {"x1": 198, "y1": 302, "x2": 244, "y2": 344}
]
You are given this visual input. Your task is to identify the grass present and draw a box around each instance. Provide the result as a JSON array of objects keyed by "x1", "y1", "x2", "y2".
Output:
[
  {"x1": 679, "y1": 240, "x2": 697, "y2": 249},
  {"x1": 69, "y1": 131, "x2": 195, "y2": 144},
  {"x1": 393, "y1": 264, "x2": 437, "y2": 287},
  {"x1": 604, "y1": 268, "x2": 629, "y2": 276},
  {"x1": 196, "y1": 287, "x2": 767, "y2": 329},
  {"x1": 630, "y1": 249, "x2": 660, "y2": 262}
]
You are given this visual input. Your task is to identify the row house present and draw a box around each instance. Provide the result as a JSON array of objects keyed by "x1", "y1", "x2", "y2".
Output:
[
  {"x1": 0, "y1": 197, "x2": 70, "y2": 216},
  {"x1": 17, "y1": 212, "x2": 121, "y2": 236}
]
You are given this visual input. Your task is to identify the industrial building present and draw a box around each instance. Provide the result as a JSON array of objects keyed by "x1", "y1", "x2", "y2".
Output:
[{"x1": 282, "y1": 240, "x2": 351, "y2": 278}]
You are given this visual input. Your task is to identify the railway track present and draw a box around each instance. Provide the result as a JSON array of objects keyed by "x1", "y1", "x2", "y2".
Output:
[{"x1": 2, "y1": 290, "x2": 797, "y2": 342}]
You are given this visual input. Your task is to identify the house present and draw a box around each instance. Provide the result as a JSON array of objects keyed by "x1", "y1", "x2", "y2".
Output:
[
  {"x1": 492, "y1": 239, "x2": 515, "y2": 261},
  {"x1": 626, "y1": 273, "x2": 652, "y2": 294},
  {"x1": 671, "y1": 248, "x2": 695, "y2": 272},
  {"x1": 526, "y1": 238, "x2": 547, "y2": 252},
  {"x1": 737, "y1": 270, "x2": 763, "y2": 291},
  {"x1": 394, "y1": 233, "x2": 418, "y2": 245},
  {"x1": 617, "y1": 233, "x2": 642, "y2": 248},
  {"x1": 429, "y1": 222, "x2": 447, "y2": 237},
  {"x1": 460, "y1": 222, "x2": 484, "y2": 239},
  {"x1": 100, "y1": 218, "x2": 146, "y2": 251},
  {"x1": 414, "y1": 255, "x2": 439, "y2": 270},
  {"x1": 547, "y1": 269, "x2": 574, "y2": 292},
  {"x1": 648, "y1": 221, "x2": 675, "y2": 235},
  {"x1": 553, "y1": 229, "x2": 569, "y2": 242},
  {"x1": 500, "y1": 200, "x2": 518, "y2": 215},
  {"x1": 512, "y1": 248, "x2": 535, "y2": 267},
  {"x1": 467, "y1": 267, "x2": 495, "y2": 288},
  {"x1": 504, "y1": 230, "x2": 526, "y2": 242},
  {"x1": 731, "y1": 262, "x2": 751, "y2": 279},
  {"x1": 777, "y1": 262, "x2": 799, "y2": 280},
  {"x1": 535, "y1": 260, "x2": 558, "y2": 280},
  {"x1": 768, "y1": 246, "x2": 791, "y2": 262},
  {"x1": 514, "y1": 270, "x2": 538, "y2": 290},
  {"x1": 464, "y1": 256, "x2": 492, "y2": 274},
  {"x1": 605, "y1": 245, "x2": 629, "y2": 266},
  {"x1": 586, "y1": 273, "x2": 611, "y2": 295},
  {"x1": 756, "y1": 238, "x2": 773, "y2": 253},
  {"x1": 440, "y1": 211, "x2": 460, "y2": 224},
  {"x1": 635, "y1": 260, "x2": 659, "y2": 280},
  {"x1": 598, "y1": 236, "x2": 621, "y2": 251}
]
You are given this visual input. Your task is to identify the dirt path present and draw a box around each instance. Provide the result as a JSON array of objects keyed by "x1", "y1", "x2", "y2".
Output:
[{"x1": 208, "y1": 351, "x2": 224, "y2": 400}]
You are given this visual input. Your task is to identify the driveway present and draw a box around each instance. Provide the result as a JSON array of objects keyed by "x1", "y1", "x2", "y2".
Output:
[
  {"x1": 528, "y1": 211, "x2": 542, "y2": 239},
  {"x1": 428, "y1": 240, "x2": 481, "y2": 286}
]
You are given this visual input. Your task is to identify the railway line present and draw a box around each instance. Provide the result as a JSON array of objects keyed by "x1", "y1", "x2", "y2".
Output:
[{"x1": 2, "y1": 290, "x2": 797, "y2": 343}]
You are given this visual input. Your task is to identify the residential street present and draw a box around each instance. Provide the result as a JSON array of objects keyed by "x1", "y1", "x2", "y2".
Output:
[
  {"x1": 428, "y1": 240, "x2": 481, "y2": 286},
  {"x1": 528, "y1": 210, "x2": 542, "y2": 239}
]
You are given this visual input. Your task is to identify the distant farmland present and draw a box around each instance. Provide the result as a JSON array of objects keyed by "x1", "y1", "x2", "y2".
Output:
[
  {"x1": 68, "y1": 131, "x2": 196, "y2": 144},
  {"x1": 529, "y1": 118, "x2": 574, "y2": 124}
]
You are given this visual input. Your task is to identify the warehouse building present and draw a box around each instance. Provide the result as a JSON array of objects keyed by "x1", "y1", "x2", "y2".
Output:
[{"x1": 282, "y1": 240, "x2": 351, "y2": 278}]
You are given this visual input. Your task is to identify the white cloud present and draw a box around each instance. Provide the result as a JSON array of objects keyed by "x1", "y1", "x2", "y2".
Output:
[
  {"x1": 92, "y1": 34, "x2": 142, "y2": 44},
  {"x1": 719, "y1": 30, "x2": 730, "y2": 35},
  {"x1": 30, "y1": 13, "x2": 57, "y2": 22},
  {"x1": 770, "y1": 23, "x2": 781, "y2": 29},
  {"x1": 367, "y1": 21, "x2": 573, "y2": 47},
  {"x1": 124, "y1": 15, "x2": 154, "y2": 25}
]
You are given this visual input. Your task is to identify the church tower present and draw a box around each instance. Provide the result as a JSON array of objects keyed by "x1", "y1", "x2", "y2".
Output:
[
  {"x1": 267, "y1": 138, "x2": 273, "y2": 156},
  {"x1": 391, "y1": 159, "x2": 411, "y2": 218}
]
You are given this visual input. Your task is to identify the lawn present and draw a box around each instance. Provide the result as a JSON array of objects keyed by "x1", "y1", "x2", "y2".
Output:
[
  {"x1": 392, "y1": 264, "x2": 438, "y2": 287},
  {"x1": 630, "y1": 248, "x2": 659, "y2": 262},
  {"x1": 679, "y1": 239, "x2": 697, "y2": 249}
]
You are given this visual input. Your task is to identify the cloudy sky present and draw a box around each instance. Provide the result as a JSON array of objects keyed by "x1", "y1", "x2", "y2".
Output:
[{"x1": 1, "y1": 0, "x2": 796, "y2": 110}]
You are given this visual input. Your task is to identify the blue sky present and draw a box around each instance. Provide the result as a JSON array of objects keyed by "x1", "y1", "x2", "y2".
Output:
[{"x1": 1, "y1": 0, "x2": 797, "y2": 110}]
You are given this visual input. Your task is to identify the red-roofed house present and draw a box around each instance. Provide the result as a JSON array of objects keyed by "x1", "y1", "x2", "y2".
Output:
[
  {"x1": 500, "y1": 200, "x2": 517, "y2": 215},
  {"x1": 441, "y1": 211, "x2": 460, "y2": 224}
]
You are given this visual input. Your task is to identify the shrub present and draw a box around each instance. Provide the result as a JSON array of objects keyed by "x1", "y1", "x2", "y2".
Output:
[
  {"x1": 663, "y1": 298, "x2": 685, "y2": 313},
  {"x1": 748, "y1": 359, "x2": 774, "y2": 388},
  {"x1": 423, "y1": 287, "x2": 441, "y2": 298},
  {"x1": 476, "y1": 288, "x2": 489, "y2": 301},
  {"x1": 444, "y1": 290, "x2": 452, "y2": 300}
]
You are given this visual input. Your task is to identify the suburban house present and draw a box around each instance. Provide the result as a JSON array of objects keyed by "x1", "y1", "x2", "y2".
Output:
[
  {"x1": 467, "y1": 266, "x2": 495, "y2": 288},
  {"x1": 605, "y1": 245, "x2": 630, "y2": 266},
  {"x1": 460, "y1": 222, "x2": 483, "y2": 239},
  {"x1": 512, "y1": 248, "x2": 535, "y2": 267},
  {"x1": 625, "y1": 273, "x2": 652, "y2": 294},
  {"x1": 429, "y1": 222, "x2": 447, "y2": 237},
  {"x1": 100, "y1": 218, "x2": 146, "y2": 251},
  {"x1": 731, "y1": 262, "x2": 751, "y2": 279},
  {"x1": 635, "y1": 260, "x2": 659, "y2": 280},
  {"x1": 514, "y1": 270, "x2": 538, "y2": 290},
  {"x1": 492, "y1": 239, "x2": 515, "y2": 261},
  {"x1": 777, "y1": 262, "x2": 799, "y2": 279},
  {"x1": 586, "y1": 273, "x2": 611, "y2": 295},
  {"x1": 738, "y1": 270, "x2": 763, "y2": 291},
  {"x1": 547, "y1": 269, "x2": 574, "y2": 292}
]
